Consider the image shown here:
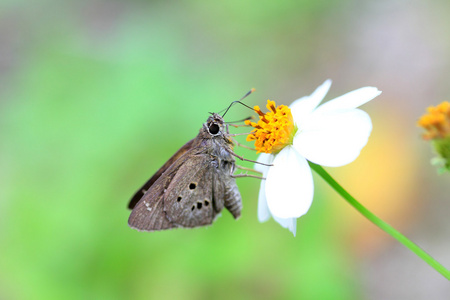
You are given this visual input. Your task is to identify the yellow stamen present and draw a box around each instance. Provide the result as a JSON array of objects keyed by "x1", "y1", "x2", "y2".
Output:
[
  {"x1": 245, "y1": 100, "x2": 296, "y2": 154},
  {"x1": 418, "y1": 101, "x2": 450, "y2": 140},
  {"x1": 253, "y1": 106, "x2": 265, "y2": 117}
]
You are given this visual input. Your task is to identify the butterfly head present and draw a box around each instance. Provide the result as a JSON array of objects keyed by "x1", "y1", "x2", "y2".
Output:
[{"x1": 204, "y1": 113, "x2": 225, "y2": 137}]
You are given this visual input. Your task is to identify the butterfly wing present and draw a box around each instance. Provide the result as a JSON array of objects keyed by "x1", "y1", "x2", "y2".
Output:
[
  {"x1": 128, "y1": 133, "x2": 243, "y2": 231},
  {"x1": 128, "y1": 151, "x2": 222, "y2": 231},
  {"x1": 163, "y1": 154, "x2": 219, "y2": 227},
  {"x1": 127, "y1": 153, "x2": 191, "y2": 231},
  {"x1": 128, "y1": 151, "x2": 241, "y2": 231},
  {"x1": 128, "y1": 139, "x2": 195, "y2": 209},
  {"x1": 163, "y1": 154, "x2": 242, "y2": 227}
]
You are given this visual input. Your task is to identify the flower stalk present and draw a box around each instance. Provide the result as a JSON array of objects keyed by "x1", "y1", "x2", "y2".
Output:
[{"x1": 309, "y1": 162, "x2": 450, "y2": 280}]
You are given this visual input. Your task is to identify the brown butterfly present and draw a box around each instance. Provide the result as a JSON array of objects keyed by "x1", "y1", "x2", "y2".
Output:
[{"x1": 128, "y1": 95, "x2": 265, "y2": 232}]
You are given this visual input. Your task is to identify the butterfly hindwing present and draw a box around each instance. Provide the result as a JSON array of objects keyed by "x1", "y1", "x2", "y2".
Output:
[{"x1": 164, "y1": 154, "x2": 219, "y2": 228}]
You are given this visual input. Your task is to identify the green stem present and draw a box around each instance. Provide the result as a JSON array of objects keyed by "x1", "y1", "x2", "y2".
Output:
[{"x1": 309, "y1": 162, "x2": 450, "y2": 280}]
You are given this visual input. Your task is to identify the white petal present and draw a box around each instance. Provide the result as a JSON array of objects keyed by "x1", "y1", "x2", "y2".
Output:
[
  {"x1": 265, "y1": 147, "x2": 314, "y2": 219},
  {"x1": 294, "y1": 109, "x2": 372, "y2": 167},
  {"x1": 290, "y1": 80, "x2": 332, "y2": 127},
  {"x1": 254, "y1": 153, "x2": 273, "y2": 173},
  {"x1": 314, "y1": 87, "x2": 381, "y2": 114},
  {"x1": 255, "y1": 154, "x2": 274, "y2": 222},
  {"x1": 257, "y1": 178, "x2": 271, "y2": 222},
  {"x1": 273, "y1": 216, "x2": 297, "y2": 236}
]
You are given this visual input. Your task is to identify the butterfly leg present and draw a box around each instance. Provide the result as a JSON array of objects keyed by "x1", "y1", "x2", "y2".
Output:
[
  {"x1": 235, "y1": 141, "x2": 257, "y2": 151},
  {"x1": 231, "y1": 173, "x2": 265, "y2": 179},
  {"x1": 235, "y1": 165, "x2": 262, "y2": 174},
  {"x1": 228, "y1": 132, "x2": 253, "y2": 137},
  {"x1": 231, "y1": 165, "x2": 264, "y2": 180},
  {"x1": 228, "y1": 136, "x2": 257, "y2": 151},
  {"x1": 227, "y1": 150, "x2": 273, "y2": 166}
]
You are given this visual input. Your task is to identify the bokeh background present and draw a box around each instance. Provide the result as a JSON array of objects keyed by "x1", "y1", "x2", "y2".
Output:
[{"x1": 1, "y1": 0, "x2": 449, "y2": 299}]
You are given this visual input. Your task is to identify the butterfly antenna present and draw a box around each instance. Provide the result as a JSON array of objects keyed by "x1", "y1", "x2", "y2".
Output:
[{"x1": 221, "y1": 88, "x2": 256, "y2": 117}]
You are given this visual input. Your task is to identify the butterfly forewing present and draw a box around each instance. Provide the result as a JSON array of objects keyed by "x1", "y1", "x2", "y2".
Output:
[
  {"x1": 128, "y1": 139, "x2": 195, "y2": 209},
  {"x1": 127, "y1": 151, "x2": 194, "y2": 231},
  {"x1": 128, "y1": 173, "x2": 177, "y2": 231}
]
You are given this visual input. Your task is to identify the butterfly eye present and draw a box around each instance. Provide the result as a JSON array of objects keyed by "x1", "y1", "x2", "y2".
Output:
[{"x1": 209, "y1": 123, "x2": 220, "y2": 135}]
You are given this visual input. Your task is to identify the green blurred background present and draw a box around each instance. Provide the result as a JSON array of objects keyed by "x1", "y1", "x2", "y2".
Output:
[{"x1": 1, "y1": 1, "x2": 449, "y2": 299}]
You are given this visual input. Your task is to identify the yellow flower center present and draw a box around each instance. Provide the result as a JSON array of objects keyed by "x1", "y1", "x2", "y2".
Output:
[
  {"x1": 418, "y1": 101, "x2": 450, "y2": 140},
  {"x1": 245, "y1": 100, "x2": 296, "y2": 154}
]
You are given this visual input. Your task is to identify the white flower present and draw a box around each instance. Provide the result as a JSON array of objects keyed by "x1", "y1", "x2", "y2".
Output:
[{"x1": 248, "y1": 80, "x2": 382, "y2": 236}]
